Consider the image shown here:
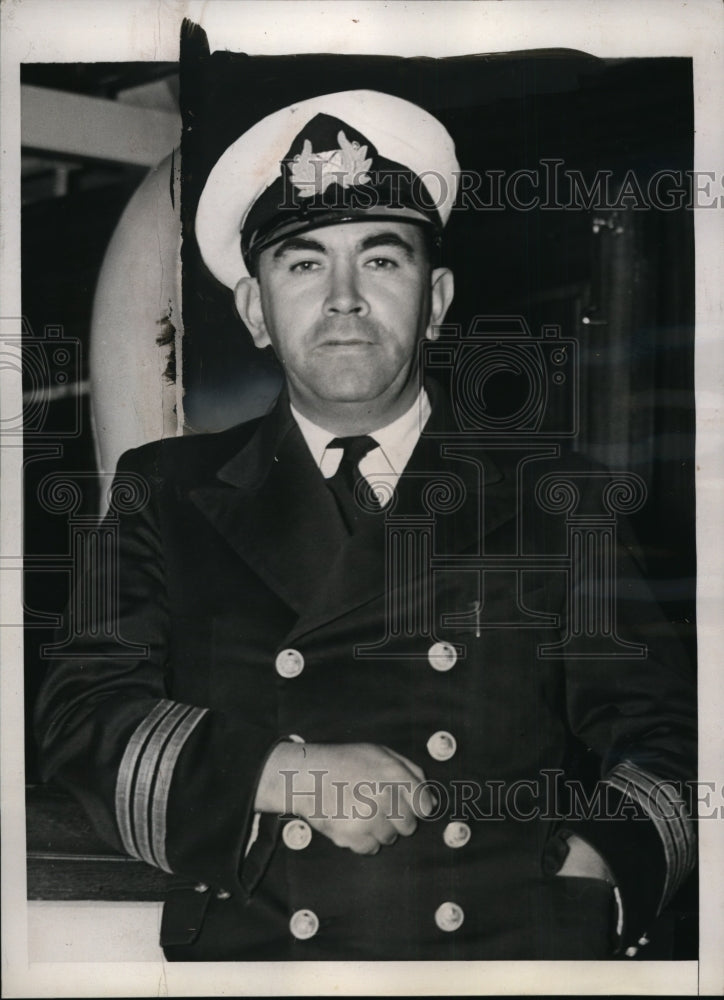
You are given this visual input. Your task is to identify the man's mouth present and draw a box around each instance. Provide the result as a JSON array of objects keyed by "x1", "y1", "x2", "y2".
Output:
[
  {"x1": 314, "y1": 320, "x2": 381, "y2": 348},
  {"x1": 320, "y1": 338, "x2": 375, "y2": 346}
]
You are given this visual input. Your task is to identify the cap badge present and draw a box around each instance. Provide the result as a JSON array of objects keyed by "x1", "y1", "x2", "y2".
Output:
[{"x1": 289, "y1": 130, "x2": 373, "y2": 198}]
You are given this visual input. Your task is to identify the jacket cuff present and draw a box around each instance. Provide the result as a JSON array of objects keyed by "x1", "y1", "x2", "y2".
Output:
[
  {"x1": 561, "y1": 760, "x2": 695, "y2": 950},
  {"x1": 604, "y1": 760, "x2": 696, "y2": 912},
  {"x1": 236, "y1": 734, "x2": 307, "y2": 896},
  {"x1": 114, "y1": 698, "x2": 209, "y2": 874},
  {"x1": 115, "y1": 699, "x2": 282, "y2": 895}
]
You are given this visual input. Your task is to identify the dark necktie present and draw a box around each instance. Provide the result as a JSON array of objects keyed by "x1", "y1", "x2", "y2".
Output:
[{"x1": 326, "y1": 435, "x2": 381, "y2": 532}]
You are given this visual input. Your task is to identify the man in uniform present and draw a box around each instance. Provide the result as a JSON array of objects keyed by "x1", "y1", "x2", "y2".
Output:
[{"x1": 35, "y1": 90, "x2": 696, "y2": 961}]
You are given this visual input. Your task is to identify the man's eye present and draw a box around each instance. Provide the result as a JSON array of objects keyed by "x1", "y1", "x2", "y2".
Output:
[
  {"x1": 289, "y1": 260, "x2": 321, "y2": 273},
  {"x1": 365, "y1": 257, "x2": 398, "y2": 270}
]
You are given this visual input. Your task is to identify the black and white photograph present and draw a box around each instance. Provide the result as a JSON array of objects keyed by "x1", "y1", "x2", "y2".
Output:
[{"x1": 1, "y1": 1, "x2": 722, "y2": 995}]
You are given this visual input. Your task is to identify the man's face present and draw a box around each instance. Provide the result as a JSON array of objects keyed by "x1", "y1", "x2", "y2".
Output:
[{"x1": 236, "y1": 220, "x2": 453, "y2": 429}]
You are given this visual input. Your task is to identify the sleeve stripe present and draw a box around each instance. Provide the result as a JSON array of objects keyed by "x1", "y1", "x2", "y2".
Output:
[
  {"x1": 133, "y1": 703, "x2": 192, "y2": 867},
  {"x1": 150, "y1": 705, "x2": 208, "y2": 872},
  {"x1": 115, "y1": 699, "x2": 176, "y2": 860},
  {"x1": 605, "y1": 760, "x2": 695, "y2": 911},
  {"x1": 115, "y1": 700, "x2": 209, "y2": 872},
  {"x1": 606, "y1": 773, "x2": 683, "y2": 904},
  {"x1": 612, "y1": 760, "x2": 695, "y2": 905},
  {"x1": 606, "y1": 762, "x2": 693, "y2": 909}
]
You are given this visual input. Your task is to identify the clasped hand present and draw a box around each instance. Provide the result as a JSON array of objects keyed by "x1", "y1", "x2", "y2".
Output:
[{"x1": 255, "y1": 741, "x2": 435, "y2": 855}]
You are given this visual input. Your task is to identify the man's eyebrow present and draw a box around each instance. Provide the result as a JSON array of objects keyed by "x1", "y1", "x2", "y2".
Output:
[
  {"x1": 358, "y1": 232, "x2": 417, "y2": 259},
  {"x1": 272, "y1": 236, "x2": 327, "y2": 259}
]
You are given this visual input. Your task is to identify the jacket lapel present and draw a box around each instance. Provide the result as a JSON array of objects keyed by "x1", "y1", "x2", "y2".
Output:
[
  {"x1": 190, "y1": 396, "x2": 349, "y2": 618},
  {"x1": 391, "y1": 387, "x2": 517, "y2": 554},
  {"x1": 190, "y1": 385, "x2": 521, "y2": 638}
]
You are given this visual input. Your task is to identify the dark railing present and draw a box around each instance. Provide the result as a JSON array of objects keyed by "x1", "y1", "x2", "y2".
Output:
[{"x1": 26, "y1": 783, "x2": 193, "y2": 900}]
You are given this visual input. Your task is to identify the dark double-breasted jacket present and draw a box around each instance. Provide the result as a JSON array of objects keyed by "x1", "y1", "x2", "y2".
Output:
[{"x1": 35, "y1": 385, "x2": 696, "y2": 961}]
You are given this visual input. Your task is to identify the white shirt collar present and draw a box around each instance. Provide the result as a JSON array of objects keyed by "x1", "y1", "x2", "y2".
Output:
[{"x1": 290, "y1": 388, "x2": 431, "y2": 482}]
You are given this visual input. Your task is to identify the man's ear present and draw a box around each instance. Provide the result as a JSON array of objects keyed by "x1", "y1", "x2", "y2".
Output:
[
  {"x1": 234, "y1": 276, "x2": 271, "y2": 349},
  {"x1": 425, "y1": 267, "x2": 455, "y2": 340}
]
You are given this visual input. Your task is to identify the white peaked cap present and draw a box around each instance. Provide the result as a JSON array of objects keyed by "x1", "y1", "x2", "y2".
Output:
[{"x1": 196, "y1": 89, "x2": 460, "y2": 288}]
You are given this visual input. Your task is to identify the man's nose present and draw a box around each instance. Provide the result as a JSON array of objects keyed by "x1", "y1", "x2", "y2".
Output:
[{"x1": 323, "y1": 261, "x2": 368, "y2": 316}]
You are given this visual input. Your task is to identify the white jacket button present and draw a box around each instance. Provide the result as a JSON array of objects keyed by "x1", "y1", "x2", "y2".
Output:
[
  {"x1": 275, "y1": 648, "x2": 304, "y2": 678},
  {"x1": 427, "y1": 641, "x2": 457, "y2": 671},
  {"x1": 443, "y1": 821, "x2": 471, "y2": 848},
  {"x1": 283, "y1": 819, "x2": 312, "y2": 850},
  {"x1": 435, "y1": 901, "x2": 464, "y2": 932},
  {"x1": 426, "y1": 730, "x2": 457, "y2": 761},
  {"x1": 289, "y1": 908, "x2": 319, "y2": 940}
]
